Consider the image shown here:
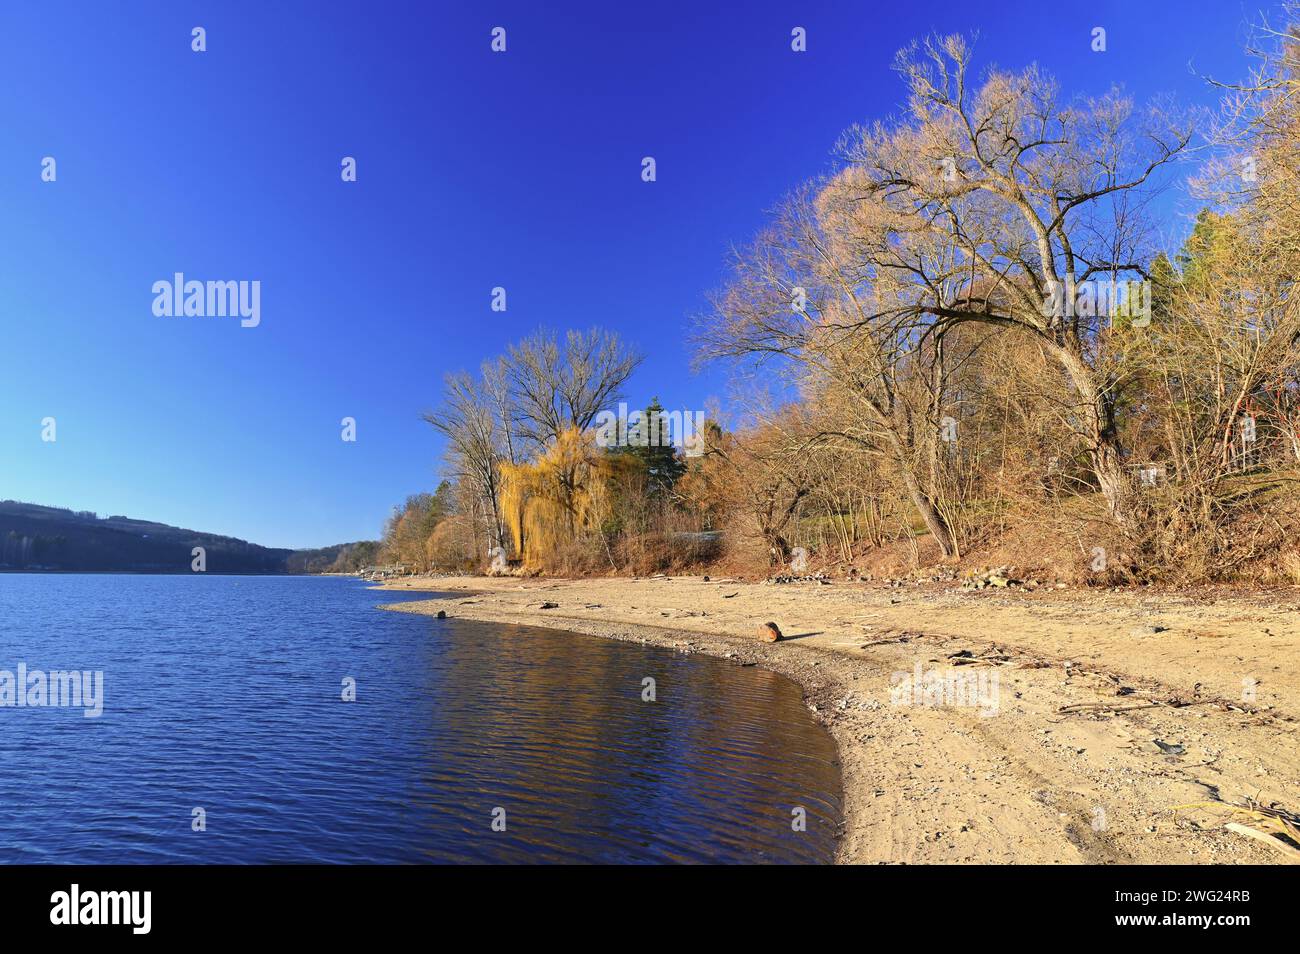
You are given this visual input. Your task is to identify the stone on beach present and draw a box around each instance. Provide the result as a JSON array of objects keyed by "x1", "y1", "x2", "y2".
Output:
[{"x1": 757, "y1": 621, "x2": 783, "y2": 642}]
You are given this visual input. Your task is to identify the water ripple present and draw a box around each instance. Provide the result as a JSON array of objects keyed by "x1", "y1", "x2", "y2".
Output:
[{"x1": 0, "y1": 575, "x2": 842, "y2": 863}]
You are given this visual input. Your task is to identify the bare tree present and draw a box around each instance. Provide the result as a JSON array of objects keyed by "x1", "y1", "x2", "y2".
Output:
[
  {"x1": 697, "y1": 188, "x2": 972, "y2": 556},
  {"x1": 424, "y1": 369, "x2": 508, "y2": 555},
  {"x1": 685, "y1": 410, "x2": 817, "y2": 564},
  {"x1": 504, "y1": 328, "x2": 643, "y2": 449},
  {"x1": 828, "y1": 34, "x2": 1192, "y2": 522},
  {"x1": 427, "y1": 330, "x2": 642, "y2": 562}
]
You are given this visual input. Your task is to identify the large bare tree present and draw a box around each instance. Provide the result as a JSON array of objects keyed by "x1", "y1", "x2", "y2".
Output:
[
  {"x1": 504, "y1": 328, "x2": 643, "y2": 450},
  {"x1": 829, "y1": 35, "x2": 1192, "y2": 521},
  {"x1": 424, "y1": 368, "x2": 509, "y2": 554}
]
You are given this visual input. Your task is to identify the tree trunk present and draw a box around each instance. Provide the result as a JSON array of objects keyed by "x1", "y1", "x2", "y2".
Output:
[
  {"x1": 879, "y1": 421, "x2": 956, "y2": 558},
  {"x1": 1090, "y1": 434, "x2": 1129, "y2": 522},
  {"x1": 1055, "y1": 345, "x2": 1130, "y2": 523},
  {"x1": 898, "y1": 462, "x2": 956, "y2": 557},
  {"x1": 765, "y1": 532, "x2": 792, "y2": 565}
]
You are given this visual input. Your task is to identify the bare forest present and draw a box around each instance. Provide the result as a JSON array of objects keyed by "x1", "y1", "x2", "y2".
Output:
[{"x1": 381, "y1": 16, "x2": 1300, "y2": 587}]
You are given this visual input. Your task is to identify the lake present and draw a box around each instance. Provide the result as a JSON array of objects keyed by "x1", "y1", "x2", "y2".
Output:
[{"x1": 0, "y1": 574, "x2": 842, "y2": 863}]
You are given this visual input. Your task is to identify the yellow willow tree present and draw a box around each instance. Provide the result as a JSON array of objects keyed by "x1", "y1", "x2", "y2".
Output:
[{"x1": 499, "y1": 427, "x2": 623, "y2": 572}]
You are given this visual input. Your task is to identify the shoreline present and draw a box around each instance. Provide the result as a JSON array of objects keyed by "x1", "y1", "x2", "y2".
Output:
[
  {"x1": 383, "y1": 584, "x2": 865, "y2": 862},
  {"x1": 377, "y1": 574, "x2": 1300, "y2": 865}
]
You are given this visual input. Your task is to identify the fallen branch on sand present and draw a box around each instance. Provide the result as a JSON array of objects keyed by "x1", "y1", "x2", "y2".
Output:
[
  {"x1": 1057, "y1": 701, "x2": 1166, "y2": 714},
  {"x1": 859, "y1": 634, "x2": 915, "y2": 648},
  {"x1": 1172, "y1": 798, "x2": 1300, "y2": 860},
  {"x1": 1223, "y1": 822, "x2": 1300, "y2": 860}
]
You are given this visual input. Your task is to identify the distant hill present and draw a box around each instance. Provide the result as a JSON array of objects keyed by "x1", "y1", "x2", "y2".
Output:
[
  {"x1": 285, "y1": 540, "x2": 382, "y2": 574},
  {"x1": 0, "y1": 501, "x2": 376, "y2": 574}
]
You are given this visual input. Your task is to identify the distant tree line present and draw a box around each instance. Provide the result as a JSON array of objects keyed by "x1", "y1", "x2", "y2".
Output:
[{"x1": 285, "y1": 540, "x2": 382, "y2": 574}]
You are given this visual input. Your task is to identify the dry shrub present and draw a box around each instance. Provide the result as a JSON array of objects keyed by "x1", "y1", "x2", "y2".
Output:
[
  {"x1": 616, "y1": 531, "x2": 724, "y2": 576},
  {"x1": 426, "y1": 516, "x2": 476, "y2": 571},
  {"x1": 1274, "y1": 548, "x2": 1300, "y2": 585}
]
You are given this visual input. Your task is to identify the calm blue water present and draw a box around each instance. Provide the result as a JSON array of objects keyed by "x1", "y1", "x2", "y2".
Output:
[{"x1": 0, "y1": 575, "x2": 841, "y2": 863}]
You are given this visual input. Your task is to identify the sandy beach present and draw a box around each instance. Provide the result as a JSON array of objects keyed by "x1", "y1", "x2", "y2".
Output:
[{"x1": 378, "y1": 574, "x2": 1300, "y2": 865}]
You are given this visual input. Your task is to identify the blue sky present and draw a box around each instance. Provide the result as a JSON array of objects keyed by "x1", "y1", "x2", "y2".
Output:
[{"x1": 0, "y1": 0, "x2": 1264, "y2": 548}]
